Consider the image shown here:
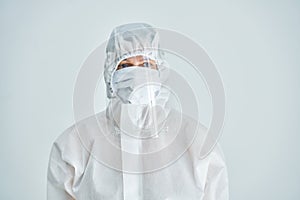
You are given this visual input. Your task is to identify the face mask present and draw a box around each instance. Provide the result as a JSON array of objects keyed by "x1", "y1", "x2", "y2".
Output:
[{"x1": 112, "y1": 67, "x2": 161, "y2": 105}]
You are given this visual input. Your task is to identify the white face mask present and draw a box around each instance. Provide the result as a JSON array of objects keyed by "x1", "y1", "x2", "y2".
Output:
[{"x1": 112, "y1": 67, "x2": 161, "y2": 105}]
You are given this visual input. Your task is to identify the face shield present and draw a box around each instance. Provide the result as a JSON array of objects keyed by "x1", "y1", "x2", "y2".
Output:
[{"x1": 109, "y1": 55, "x2": 171, "y2": 138}]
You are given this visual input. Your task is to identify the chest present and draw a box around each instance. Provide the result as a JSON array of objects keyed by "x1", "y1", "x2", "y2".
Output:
[{"x1": 73, "y1": 153, "x2": 205, "y2": 200}]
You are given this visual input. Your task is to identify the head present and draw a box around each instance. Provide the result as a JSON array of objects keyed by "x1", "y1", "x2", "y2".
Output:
[{"x1": 103, "y1": 23, "x2": 168, "y2": 99}]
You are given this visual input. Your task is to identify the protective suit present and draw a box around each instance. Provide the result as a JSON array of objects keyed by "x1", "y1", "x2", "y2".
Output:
[{"x1": 47, "y1": 23, "x2": 229, "y2": 200}]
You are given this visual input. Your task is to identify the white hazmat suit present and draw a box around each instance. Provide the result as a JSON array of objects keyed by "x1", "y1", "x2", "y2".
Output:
[{"x1": 47, "y1": 23, "x2": 229, "y2": 200}]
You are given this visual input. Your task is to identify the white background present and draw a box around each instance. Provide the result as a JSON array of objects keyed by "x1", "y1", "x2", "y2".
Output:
[{"x1": 1, "y1": 0, "x2": 299, "y2": 199}]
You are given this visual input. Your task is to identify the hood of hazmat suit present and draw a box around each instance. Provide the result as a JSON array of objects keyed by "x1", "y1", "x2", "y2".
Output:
[{"x1": 47, "y1": 23, "x2": 229, "y2": 200}]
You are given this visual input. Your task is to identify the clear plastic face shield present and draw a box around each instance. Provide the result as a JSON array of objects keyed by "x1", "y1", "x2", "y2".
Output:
[{"x1": 109, "y1": 55, "x2": 171, "y2": 140}]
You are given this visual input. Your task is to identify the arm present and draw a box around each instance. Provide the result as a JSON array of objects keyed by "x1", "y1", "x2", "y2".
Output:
[
  {"x1": 47, "y1": 142, "x2": 76, "y2": 200},
  {"x1": 202, "y1": 144, "x2": 229, "y2": 200}
]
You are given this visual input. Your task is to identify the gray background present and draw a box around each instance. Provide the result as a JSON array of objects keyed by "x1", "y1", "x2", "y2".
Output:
[{"x1": 1, "y1": 0, "x2": 299, "y2": 199}]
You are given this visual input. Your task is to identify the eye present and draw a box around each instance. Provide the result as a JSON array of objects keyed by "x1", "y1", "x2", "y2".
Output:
[
  {"x1": 143, "y1": 62, "x2": 151, "y2": 68},
  {"x1": 120, "y1": 63, "x2": 130, "y2": 68}
]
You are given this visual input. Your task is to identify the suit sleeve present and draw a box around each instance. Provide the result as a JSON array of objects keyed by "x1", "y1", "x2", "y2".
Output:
[
  {"x1": 202, "y1": 144, "x2": 229, "y2": 200},
  {"x1": 47, "y1": 141, "x2": 76, "y2": 200}
]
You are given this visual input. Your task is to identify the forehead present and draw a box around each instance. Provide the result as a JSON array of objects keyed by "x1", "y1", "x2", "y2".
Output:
[{"x1": 120, "y1": 55, "x2": 155, "y2": 62}]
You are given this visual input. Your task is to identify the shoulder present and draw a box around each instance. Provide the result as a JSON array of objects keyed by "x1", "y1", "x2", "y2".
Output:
[
  {"x1": 174, "y1": 110, "x2": 223, "y2": 161},
  {"x1": 50, "y1": 111, "x2": 107, "y2": 157}
]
